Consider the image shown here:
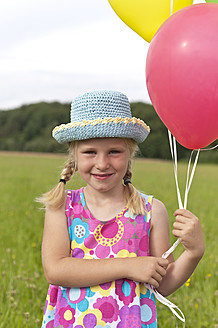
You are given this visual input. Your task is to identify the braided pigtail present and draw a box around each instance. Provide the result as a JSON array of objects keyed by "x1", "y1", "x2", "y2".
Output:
[
  {"x1": 123, "y1": 139, "x2": 146, "y2": 217},
  {"x1": 36, "y1": 142, "x2": 78, "y2": 209}
]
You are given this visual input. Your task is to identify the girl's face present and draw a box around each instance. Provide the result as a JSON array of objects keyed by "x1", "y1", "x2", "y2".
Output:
[{"x1": 76, "y1": 138, "x2": 129, "y2": 194}]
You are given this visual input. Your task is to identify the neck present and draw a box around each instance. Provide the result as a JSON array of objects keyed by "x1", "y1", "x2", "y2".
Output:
[
  {"x1": 84, "y1": 183, "x2": 125, "y2": 206},
  {"x1": 83, "y1": 184, "x2": 126, "y2": 222}
]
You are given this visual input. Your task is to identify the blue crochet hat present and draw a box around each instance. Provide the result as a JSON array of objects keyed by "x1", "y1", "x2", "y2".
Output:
[{"x1": 52, "y1": 90, "x2": 150, "y2": 144}]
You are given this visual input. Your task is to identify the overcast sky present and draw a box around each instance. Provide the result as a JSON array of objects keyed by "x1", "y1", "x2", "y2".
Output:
[{"x1": 0, "y1": 0, "x2": 204, "y2": 110}]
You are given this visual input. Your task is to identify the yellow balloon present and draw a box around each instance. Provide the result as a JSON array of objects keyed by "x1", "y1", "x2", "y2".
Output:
[{"x1": 108, "y1": 0, "x2": 193, "y2": 42}]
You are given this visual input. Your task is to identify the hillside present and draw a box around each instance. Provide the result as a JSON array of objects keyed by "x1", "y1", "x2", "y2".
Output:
[{"x1": 0, "y1": 101, "x2": 217, "y2": 162}]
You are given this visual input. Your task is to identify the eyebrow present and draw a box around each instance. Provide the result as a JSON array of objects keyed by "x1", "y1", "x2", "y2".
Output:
[{"x1": 78, "y1": 144, "x2": 126, "y2": 151}]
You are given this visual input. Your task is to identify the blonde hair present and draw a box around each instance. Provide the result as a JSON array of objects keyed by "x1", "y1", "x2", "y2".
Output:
[
  {"x1": 36, "y1": 142, "x2": 78, "y2": 209},
  {"x1": 37, "y1": 139, "x2": 146, "y2": 216},
  {"x1": 123, "y1": 139, "x2": 146, "y2": 217}
]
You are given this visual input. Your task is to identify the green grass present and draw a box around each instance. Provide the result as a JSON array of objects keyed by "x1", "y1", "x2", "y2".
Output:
[{"x1": 0, "y1": 153, "x2": 217, "y2": 327}]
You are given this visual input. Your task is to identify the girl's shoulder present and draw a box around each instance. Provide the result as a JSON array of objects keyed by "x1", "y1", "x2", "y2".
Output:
[{"x1": 150, "y1": 198, "x2": 169, "y2": 230}]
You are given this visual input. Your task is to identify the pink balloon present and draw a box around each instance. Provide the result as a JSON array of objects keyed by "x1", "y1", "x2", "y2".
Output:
[{"x1": 146, "y1": 4, "x2": 218, "y2": 150}]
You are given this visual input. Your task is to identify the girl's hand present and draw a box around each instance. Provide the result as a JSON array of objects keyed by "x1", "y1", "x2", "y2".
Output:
[
  {"x1": 126, "y1": 256, "x2": 169, "y2": 289},
  {"x1": 172, "y1": 209, "x2": 205, "y2": 260}
]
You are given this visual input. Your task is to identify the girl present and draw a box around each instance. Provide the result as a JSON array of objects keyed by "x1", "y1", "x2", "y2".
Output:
[{"x1": 39, "y1": 90, "x2": 205, "y2": 328}]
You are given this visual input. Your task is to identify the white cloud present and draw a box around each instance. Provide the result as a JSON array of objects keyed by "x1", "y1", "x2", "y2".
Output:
[{"x1": 0, "y1": 0, "x2": 205, "y2": 109}]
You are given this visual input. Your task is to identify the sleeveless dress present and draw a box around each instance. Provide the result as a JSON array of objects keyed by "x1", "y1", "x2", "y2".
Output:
[{"x1": 42, "y1": 188, "x2": 157, "y2": 328}]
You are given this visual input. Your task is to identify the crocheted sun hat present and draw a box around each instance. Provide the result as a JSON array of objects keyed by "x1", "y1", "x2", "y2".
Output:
[{"x1": 52, "y1": 90, "x2": 150, "y2": 144}]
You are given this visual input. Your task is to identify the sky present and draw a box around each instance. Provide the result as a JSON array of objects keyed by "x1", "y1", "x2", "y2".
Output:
[{"x1": 0, "y1": 0, "x2": 204, "y2": 110}]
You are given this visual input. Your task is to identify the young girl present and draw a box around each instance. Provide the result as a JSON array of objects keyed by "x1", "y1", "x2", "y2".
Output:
[{"x1": 39, "y1": 90, "x2": 205, "y2": 328}]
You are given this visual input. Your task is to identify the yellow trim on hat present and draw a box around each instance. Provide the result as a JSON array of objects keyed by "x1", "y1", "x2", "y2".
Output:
[{"x1": 52, "y1": 116, "x2": 150, "y2": 135}]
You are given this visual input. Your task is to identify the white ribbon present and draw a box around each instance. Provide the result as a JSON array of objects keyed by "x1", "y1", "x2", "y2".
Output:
[
  {"x1": 145, "y1": 283, "x2": 186, "y2": 324},
  {"x1": 156, "y1": 130, "x2": 201, "y2": 326},
  {"x1": 147, "y1": 1, "x2": 187, "y2": 324},
  {"x1": 170, "y1": 0, "x2": 174, "y2": 16}
]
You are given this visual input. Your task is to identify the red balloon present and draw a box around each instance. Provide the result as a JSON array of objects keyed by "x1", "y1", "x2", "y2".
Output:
[{"x1": 146, "y1": 4, "x2": 218, "y2": 149}]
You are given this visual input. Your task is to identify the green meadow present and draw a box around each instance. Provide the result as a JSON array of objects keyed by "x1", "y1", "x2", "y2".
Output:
[{"x1": 0, "y1": 152, "x2": 217, "y2": 328}]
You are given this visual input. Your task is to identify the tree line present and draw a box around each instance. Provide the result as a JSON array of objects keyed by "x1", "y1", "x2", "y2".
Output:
[{"x1": 0, "y1": 101, "x2": 217, "y2": 163}]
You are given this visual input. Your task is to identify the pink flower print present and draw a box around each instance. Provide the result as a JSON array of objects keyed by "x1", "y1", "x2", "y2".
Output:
[
  {"x1": 135, "y1": 222, "x2": 146, "y2": 238},
  {"x1": 117, "y1": 305, "x2": 141, "y2": 328},
  {"x1": 112, "y1": 219, "x2": 147, "y2": 255},
  {"x1": 45, "y1": 320, "x2": 55, "y2": 328},
  {"x1": 84, "y1": 218, "x2": 125, "y2": 259},
  {"x1": 141, "y1": 297, "x2": 157, "y2": 325},
  {"x1": 138, "y1": 235, "x2": 149, "y2": 256},
  {"x1": 122, "y1": 223, "x2": 135, "y2": 239},
  {"x1": 115, "y1": 279, "x2": 137, "y2": 305},
  {"x1": 90, "y1": 281, "x2": 115, "y2": 296},
  {"x1": 59, "y1": 305, "x2": 75, "y2": 328},
  {"x1": 94, "y1": 219, "x2": 124, "y2": 247},
  {"x1": 72, "y1": 190, "x2": 81, "y2": 203},
  {"x1": 77, "y1": 309, "x2": 105, "y2": 327},
  {"x1": 71, "y1": 203, "x2": 84, "y2": 215},
  {"x1": 95, "y1": 244, "x2": 111, "y2": 258},
  {"x1": 49, "y1": 285, "x2": 58, "y2": 307},
  {"x1": 71, "y1": 248, "x2": 85, "y2": 259},
  {"x1": 87, "y1": 217, "x2": 100, "y2": 232},
  {"x1": 111, "y1": 236, "x2": 138, "y2": 255},
  {"x1": 84, "y1": 233, "x2": 98, "y2": 249},
  {"x1": 135, "y1": 214, "x2": 145, "y2": 224},
  {"x1": 84, "y1": 233, "x2": 111, "y2": 259},
  {"x1": 146, "y1": 202, "x2": 151, "y2": 213},
  {"x1": 93, "y1": 296, "x2": 119, "y2": 323}
]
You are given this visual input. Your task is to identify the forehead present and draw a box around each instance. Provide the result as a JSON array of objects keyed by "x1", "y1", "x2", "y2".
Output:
[{"x1": 78, "y1": 138, "x2": 127, "y2": 148}]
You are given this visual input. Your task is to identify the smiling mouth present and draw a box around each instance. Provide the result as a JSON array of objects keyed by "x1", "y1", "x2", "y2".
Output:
[{"x1": 91, "y1": 173, "x2": 113, "y2": 180}]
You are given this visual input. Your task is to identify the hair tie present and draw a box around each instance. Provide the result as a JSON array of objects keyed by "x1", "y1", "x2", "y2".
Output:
[
  {"x1": 59, "y1": 179, "x2": 66, "y2": 184},
  {"x1": 124, "y1": 177, "x2": 132, "y2": 185}
]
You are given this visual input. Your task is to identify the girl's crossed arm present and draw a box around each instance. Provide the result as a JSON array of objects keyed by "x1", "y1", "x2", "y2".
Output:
[
  {"x1": 42, "y1": 205, "x2": 168, "y2": 288},
  {"x1": 150, "y1": 199, "x2": 205, "y2": 296}
]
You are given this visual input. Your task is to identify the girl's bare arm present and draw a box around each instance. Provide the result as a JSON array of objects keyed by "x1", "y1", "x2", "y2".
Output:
[
  {"x1": 42, "y1": 205, "x2": 168, "y2": 288},
  {"x1": 150, "y1": 199, "x2": 205, "y2": 296}
]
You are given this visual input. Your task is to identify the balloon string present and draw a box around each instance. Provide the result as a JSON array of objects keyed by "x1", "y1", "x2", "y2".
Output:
[
  {"x1": 170, "y1": 0, "x2": 174, "y2": 16},
  {"x1": 184, "y1": 149, "x2": 200, "y2": 209},
  {"x1": 146, "y1": 284, "x2": 186, "y2": 324},
  {"x1": 201, "y1": 143, "x2": 218, "y2": 151},
  {"x1": 167, "y1": 130, "x2": 201, "y2": 211},
  {"x1": 162, "y1": 238, "x2": 180, "y2": 259},
  {"x1": 163, "y1": 131, "x2": 200, "y2": 259},
  {"x1": 168, "y1": 130, "x2": 183, "y2": 209}
]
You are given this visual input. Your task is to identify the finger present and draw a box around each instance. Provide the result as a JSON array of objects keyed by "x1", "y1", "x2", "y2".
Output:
[
  {"x1": 156, "y1": 266, "x2": 167, "y2": 278},
  {"x1": 157, "y1": 258, "x2": 169, "y2": 269},
  {"x1": 173, "y1": 221, "x2": 185, "y2": 230},
  {"x1": 149, "y1": 277, "x2": 160, "y2": 289},
  {"x1": 152, "y1": 271, "x2": 163, "y2": 283},
  {"x1": 172, "y1": 229, "x2": 183, "y2": 239},
  {"x1": 174, "y1": 209, "x2": 194, "y2": 219},
  {"x1": 174, "y1": 215, "x2": 190, "y2": 224}
]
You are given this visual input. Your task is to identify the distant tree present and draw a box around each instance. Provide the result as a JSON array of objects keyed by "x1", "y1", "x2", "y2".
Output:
[{"x1": 0, "y1": 101, "x2": 216, "y2": 162}]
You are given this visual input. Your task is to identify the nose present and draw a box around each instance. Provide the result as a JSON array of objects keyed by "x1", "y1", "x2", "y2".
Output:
[{"x1": 95, "y1": 153, "x2": 110, "y2": 171}]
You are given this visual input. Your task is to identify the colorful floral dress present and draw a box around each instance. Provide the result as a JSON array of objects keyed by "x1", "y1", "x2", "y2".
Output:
[{"x1": 42, "y1": 188, "x2": 157, "y2": 328}]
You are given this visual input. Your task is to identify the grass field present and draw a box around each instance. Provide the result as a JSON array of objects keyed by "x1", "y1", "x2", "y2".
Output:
[{"x1": 0, "y1": 152, "x2": 217, "y2": 328}]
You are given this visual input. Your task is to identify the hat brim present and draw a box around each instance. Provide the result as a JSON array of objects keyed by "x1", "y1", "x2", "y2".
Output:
[{"x1": 52, "y1": 117, "x2": 150, "y2": 144}]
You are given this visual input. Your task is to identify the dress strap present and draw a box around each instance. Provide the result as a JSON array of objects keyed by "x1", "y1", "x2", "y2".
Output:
[
  {"x1": 139, "y1": 193, "x2": 153, "y2": 223},
  {"x1": 65, "y1": 190, "x2": 72, "y2": 215}
]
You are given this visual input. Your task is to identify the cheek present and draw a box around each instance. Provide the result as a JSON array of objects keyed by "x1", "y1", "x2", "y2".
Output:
[
  {"x1": 115, "y1": 158, "x2": 129, "y2": 175},
  {"x1": 77, "y1": 156, "x2": 91, "y2": 174}
]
